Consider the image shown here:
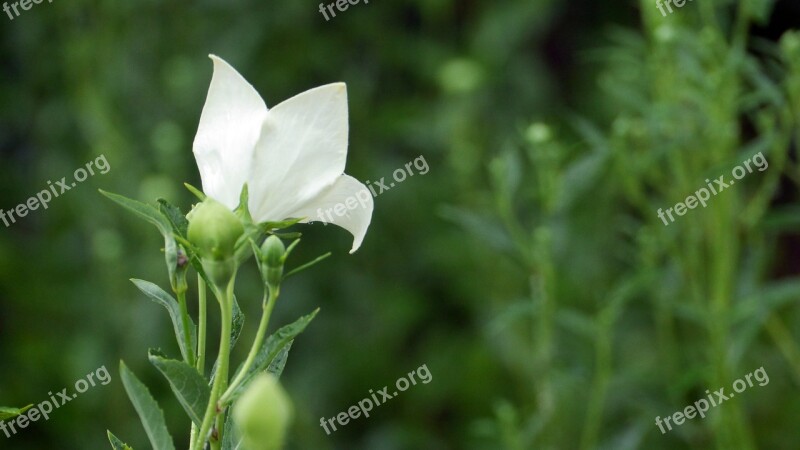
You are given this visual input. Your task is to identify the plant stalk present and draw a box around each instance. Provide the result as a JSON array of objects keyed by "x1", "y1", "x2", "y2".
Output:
[
  {"x1": 220, "y1": 286, "x2": 279, "y2": 405},
  {"x1": 192, "y1": 277, "x2": 235, "y2": 450}
]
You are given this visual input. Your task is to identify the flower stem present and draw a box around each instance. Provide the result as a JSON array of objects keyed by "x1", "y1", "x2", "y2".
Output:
[
  {"x1": 192, "y1": 277, "x2": 234, "y2": 450},
  {"x1": 190, "y1": 277, "x2": 208, "y2": 449},
  {"x1": 220, "y1": 286, "x2": 279, "y2": 405},
  {"x1": 197, "y1": 278, "x2": 208, "y2": 373}
]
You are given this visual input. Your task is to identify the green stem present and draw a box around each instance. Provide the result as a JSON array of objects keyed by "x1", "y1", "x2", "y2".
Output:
[
  {"x1": 190, "y1": 278, "x2": 208, "y2": 449},
  {"x1": 220, "y1": 287, "x2": 279, "y2": 405},
  {"x1": 192, "y1": 278, "x2": 234, "y2": 450},
  {"x1": 197, "y1": 278, "x2": 208, "y2": 373},
  {"x1": 579, "y1": 315, "x2": 612, "y2": 450},
  {"x1": 532, "y1": 229, "x2": 555, "y2": 419},
  {"x1": 212, "y1": 412, "x2": 225, "y2": 450}
]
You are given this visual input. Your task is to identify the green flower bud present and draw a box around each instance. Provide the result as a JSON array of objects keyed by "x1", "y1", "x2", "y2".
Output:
[
  {"x1": 260, "y1": 236, "x2": 285, "y2": 290},
  {"x1": 233, "y1": 373, "x2": 293, "y2": 450},
  {"x1": 525, "y1": 122, "x2": 552, "y2": 144},
  {"x1": 187, "y1": 198, "x2": 244, "y2": 261},
  {"x1": 781, "y1": 31, "x2": 800, "y2": 59}
]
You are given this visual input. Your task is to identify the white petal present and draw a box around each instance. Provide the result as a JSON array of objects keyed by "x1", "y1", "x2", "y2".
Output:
[
  {"x1": 193, "y1": 55, "x2": 268, "y2": 209},
  {"x1": 247, "y1": 83, "x2": 349, "y2": 221},
  {"x1": 283, "y1": 175, "x2": 373, "y2": 253}
]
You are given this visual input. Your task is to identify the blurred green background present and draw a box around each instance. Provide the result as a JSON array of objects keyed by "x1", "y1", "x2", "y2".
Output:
[{"x1": 1, "y1": 0, "x2": 799, "y2": 449}]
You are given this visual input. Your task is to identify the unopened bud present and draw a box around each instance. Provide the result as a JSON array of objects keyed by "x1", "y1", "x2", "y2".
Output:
[
  {"x1": 781, "y1": 31, "x2": 800, "y2": 59},
  {"x1": 260, "y1": 236, "x2": 285, "y2": 290},
  {"x1": 187, "y1": 198, "x2": 244, "y2": 261},
  {"x1": 233, "y1": 373, "x2": 293, "y2": 450}
]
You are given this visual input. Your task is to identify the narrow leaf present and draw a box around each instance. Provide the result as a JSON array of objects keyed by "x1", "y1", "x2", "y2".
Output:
[
  {"x1": 148, "y1": 349, "x2": 210, "y2": 426},
  {"x1": 260, "y1": 217, "x2": 304, "y2": 231},
  {"x1": 0, "y1": 405, "x2": 32, "y2": 420},
  {"x1": 131, "y1": 279, "x2": 197, "y2": 363},
  {"x1": 100, "y1": 190, "x2": 178, "y2": 286},
  {"x1": 283, "y1": 253, "x2": 332, "y2": 280},
  {"x1": 157, "y1": 199, "x2": 189, "y2": 239},
  {"x1": 235, "y1": 184, "x2": 252, "y2": 223},
  {"x1": 267, "y1": 340, "x2": 293, "y2": 379},
  {"x1": 119, "y1": 361, "x2": 176, "y2": 450},
  {"x1": 438, "y1": 206, "x2": 516, "y2": 254},
  {"x1": 230, "y1": 295, "x2": 245, "y2": 350},
  {"x1": 107, "y1": 430, "x2": 134, "y2": 450},
  {"x1": 183, "y1": 183, "x2": 206, "y2": 201},
  {"x1": 271, "y1": 231, "x2": 302, "y2": 239}
]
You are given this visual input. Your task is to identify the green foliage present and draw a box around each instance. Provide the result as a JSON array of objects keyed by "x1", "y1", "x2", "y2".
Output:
[
  {"x1": 448, "y1": 2, "x2": 800, "y2": 449},
  {"x1": 99, "y1": 188, "x2": 319, "y2": 449},
  {"x1": 131, "y1": 279, "x2": 197, "y2": 363},
  {"x1": 119, "y1": 362, "x2": 176, "y2": 450},
  {"x1": 0, "y1": 405, "x2": 32, "y2": 420},
  {"x1": 1, "y1": 1, "x2": 797, "y2": 449},
  {"x1": 148, "y1": 349, "x2": 210, "y2": 427},
  {"x1": 227, "y1": 309, "x2": 319, "y2": 403},
  {"x1": 100, "y1": 190, "x2": 179, "y2": 291},
  {"x1": 107, "y1": 431, "x2": 134, "y2": 450}
]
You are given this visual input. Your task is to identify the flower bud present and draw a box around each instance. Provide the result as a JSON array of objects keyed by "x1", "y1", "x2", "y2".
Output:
[
  {"x1": 187, "y1": 198, "x2": 244, "y2": 262},
  {"x1": 525, "y1": 122, "x2": 552, "y2": 144},
  {"x1": 233, "y1": 373, "x2": 293, "y2": 450},
  {"x1": 260, "y1": 236, "x2": 285, "y2": 290},
  {"x1": 781, "y1": 31, "x2": 800, "y2": 59}
]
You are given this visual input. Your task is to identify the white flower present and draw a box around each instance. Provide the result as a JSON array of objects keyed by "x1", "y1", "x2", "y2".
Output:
[{"x1": 192, "y1": 55, "x2": 373, "y2": 253}]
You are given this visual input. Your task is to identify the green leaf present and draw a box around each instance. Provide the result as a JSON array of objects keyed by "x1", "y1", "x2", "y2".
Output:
[
  {"x1": 267, "y1": 340, "x2": 293, "y2": 379},
  {"x1": 231, "y1": 295, "x2": 245, "y2": 350},
  {"x1": 733, "y1": 280, "x2": 800, "y2": 324},
  {"x1": 557, "y1": 150, "x2": 609, "y2": 211},
  {"x1": 270, "y1": 231, "x2": 302, "y2": 239},
  {"x1": 283, "y1": 252, "x2": 332, "y2": 280},
  {"x1": 148, "y1": 349, "x2": 210, "y2": 427},
  {"x1": 131, "y1": 279, "x2": 197, "y2": 363},
  {"x1": 0, "y1": 405, "x2": 32, "y2": 420},
  {"x1": 107, "y1": 430, "x2": 134, "y2": 450},
  {"x1": 228, "y1": 309, "x2": 318, "y2": 402},
  {"x1": 234, "y1": 183, "x2": 253, "y2": 223},
  {"x1": 439, "y1": 205, "x2": 515, "y2": 254},
  {"x1": 119, "y1": 361, "x2": 176, "y2": 450},
  {"x1": 183, "y1": 182, "x2": 206, "y2": 201},
  {"x1": 260, "y1": 217, "x2": 304, "y2": 231},
  {"x1": 157, "y1": 199, "x2": 189, "y2": 239},
  {"x1": 100, "y1": 190, "x2": 179, "y2": 288}
]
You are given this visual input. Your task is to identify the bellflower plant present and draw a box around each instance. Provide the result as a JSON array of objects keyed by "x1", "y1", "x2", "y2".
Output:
[{"x1": 100, "y1": 55, "x2": 373, "y2": 450}]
